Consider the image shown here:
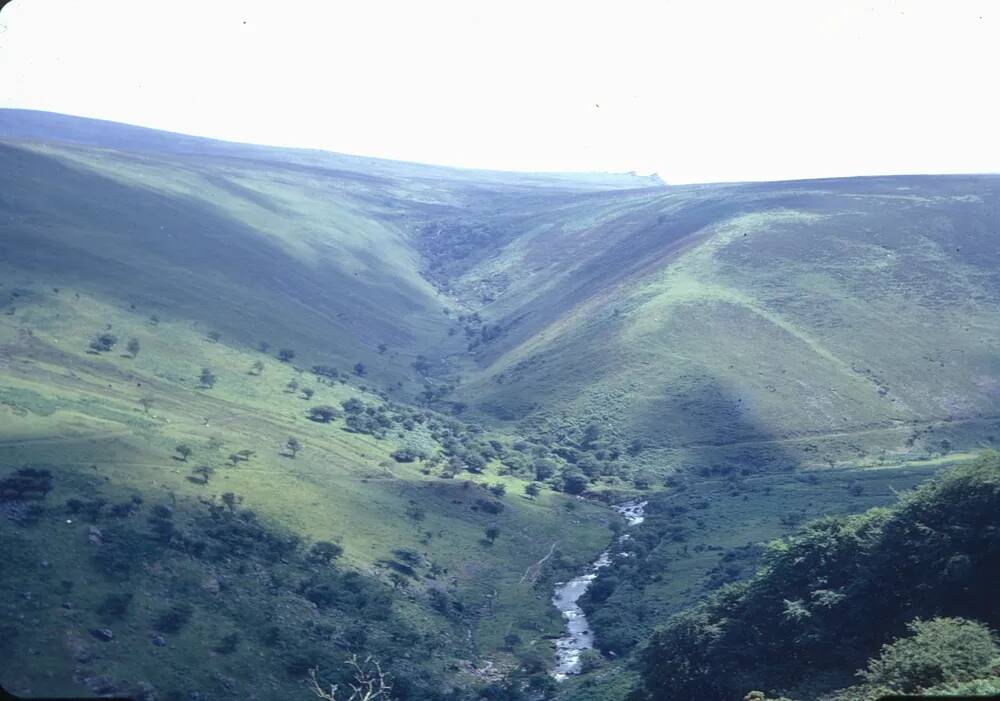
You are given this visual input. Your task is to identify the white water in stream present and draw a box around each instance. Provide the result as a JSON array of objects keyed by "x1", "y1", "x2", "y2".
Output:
[{"x1": 551, "y1": 500, "x2": 647, "y2": 680}]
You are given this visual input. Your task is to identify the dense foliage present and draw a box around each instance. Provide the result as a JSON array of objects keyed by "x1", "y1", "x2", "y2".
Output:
[{"x1": 630, "y1": 453, "x2": 1000, "y2": 700}]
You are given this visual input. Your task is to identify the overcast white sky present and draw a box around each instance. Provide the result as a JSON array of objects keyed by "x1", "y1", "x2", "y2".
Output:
[{"x1": 1, "y1": 0, "x2": 997, "y2": 183}]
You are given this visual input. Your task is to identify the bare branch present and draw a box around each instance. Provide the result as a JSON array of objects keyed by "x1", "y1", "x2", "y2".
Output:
[
  {"x1": 309, "y1": 656, "x2": 393, "y2": 701},
  {"x1": 309, "y1": 667, "x2": 339, "y2": 701}
]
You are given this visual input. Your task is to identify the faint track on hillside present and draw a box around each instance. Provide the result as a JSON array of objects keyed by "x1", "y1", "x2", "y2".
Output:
[
  {"x1": 520, "y1": 541, "x2": 558, "y2": 585},
  {"x1": 674, "y1": 413, "x2": 1000, "y2": 451}
]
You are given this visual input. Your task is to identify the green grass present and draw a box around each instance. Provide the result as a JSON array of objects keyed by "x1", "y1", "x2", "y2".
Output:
[
  {"x1": 0, "y1": 283, "x2": 611, "y2": 698},
  {"x1": 455, "y1": 180, "x2": 1000, "y2": 474},
  {"x1": 2, "y1": 111, "x2": 1000, "y2": 698}
]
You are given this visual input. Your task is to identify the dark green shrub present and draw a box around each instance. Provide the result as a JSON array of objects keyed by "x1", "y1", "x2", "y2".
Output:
[
  {"x1": 859, "y1": 617, "x2": 998, "y2": 693},
  {"x1": 97, "y1": 592, "x2": 133, "y2": 620},
  {"x1": 154, "y1": 603, "x2": 193, "y2": 633},
  {"x1": 306, "y1": 540, "x2": 343, "y2": 564},
  {"x1": 307, "y1": 405, "x2": 338, "y2": 423}
]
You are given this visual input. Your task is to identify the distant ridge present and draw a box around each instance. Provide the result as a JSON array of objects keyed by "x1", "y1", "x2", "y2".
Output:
[{"x1": 0, "y1": 108, "x2": 667, "y2": 191}]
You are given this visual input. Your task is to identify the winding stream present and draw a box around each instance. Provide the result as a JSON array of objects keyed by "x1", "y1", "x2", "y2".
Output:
[{"x1": 551, "y1": 500, "x2": 647, "y2": 680}]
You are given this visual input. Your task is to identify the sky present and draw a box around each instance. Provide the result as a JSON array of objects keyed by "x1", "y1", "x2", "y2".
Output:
[{"x1": 0, "y1": 0, "x2": 998, "y2": 184}]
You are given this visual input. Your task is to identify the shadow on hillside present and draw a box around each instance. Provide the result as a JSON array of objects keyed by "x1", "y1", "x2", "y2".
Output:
[
  {"x1": 638, "y1": 372, "x2": 801, "y2": 477},
  {"x1": 0, "y1": 143, "x2": 436, "y2": 358}
]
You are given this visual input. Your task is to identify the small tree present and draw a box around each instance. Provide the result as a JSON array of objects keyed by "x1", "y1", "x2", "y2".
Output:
[
  {"x1": 391, "y1": 448, "x2": 418, "y2": 463},
  {"x1": 563, "y1": 470, "x2": 589, "y2": 495},
  {"x1": 309, "y1": 656, "x2": 393, "y2": 701},
  {"x1": 353, "y1": 362, "x2": 366, "y2": 377},
  {"x1": 228, "y1": 450, "x2": 255, "y2": 466},
  {"x1": 89, "y1": 333, "x2": 117, "y2": 353},
  {"x1": 175, "y1": 444, "x2": 192, "y2": 461},
  {"x1": 207, "y1": 330, "x2": 221, "y2": 342},
  {"x1": 220, "y1": 492, "x2": 242, "y2": 512},
  {"x1": 199, "y1": 368, "x2": 217, "y2": 388},
  {"x1": 307, "y1": 406, "x2": 338, "y2": 423},
  {"x1": 579, "y1": 649, "x2": 603, "y2": 673},
  {"x1": 301, "y1": 388, "x2": 315, "y2": 400},
  {"x1": 249, "y1": 360, "x2": 264, "y2": 376},
  {"x1": 277, "y1": 348, "x2": 296, "y2": 363},
  {"x1": 488, "y1": 483, "x2": 507, "y2": 497},
  {"x1": 342, "y1": 398, "x2": 365, "y2": 414},
  {"x1": 286, "y1": 379, "x2": 300, "y2": 394},
  {"x1": 138, "y1": 396, "x2": 155, "y2": 414},
  {"x1": 524, "y1": 482, "x2": 541, "y2": 498},
  {"x1": 286, "y1": 437, "x2": 302, "y2": 458},
  {"x1": 534, "y1": 459, "x2": 557, "y2": 481},
  {"x1": 126, "y1": 337, "x2": 141, "y2": 358},
  {"x1": 484, "y1": 526, "x2": 501, "y2": 544},
  {"x1": 189, "y1": 465, "x2": 214, "y2": 485},
  {"x1": 306, "y1": 540, "x2": 343, "y2": 564}
]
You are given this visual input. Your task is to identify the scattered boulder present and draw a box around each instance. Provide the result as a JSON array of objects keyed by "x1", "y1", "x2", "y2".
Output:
[
  {"x1": 89, "y1": 627, "x2": 114, "y2": 642},
  {"x1": 83, "y1": 675, "x2": 118, "y2": 695},
  {"x1": 214, "y1": 673, "x2": 236, "y2": 691},
  {"x1": 151, "y1": 634, "x2": 166, "y2": 647}
]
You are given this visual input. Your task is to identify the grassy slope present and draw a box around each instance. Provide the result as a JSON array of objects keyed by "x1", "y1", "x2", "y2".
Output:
[
  {"x1": 0, "y1": 115, "x2": 631, "y2": 696},
  {"x1": 2, "y1": 111, "x2": 1000, "y2": 697},
  {"x1": 0, "y1": 284, "x2": 612, "y2": 697},
  {"x1": 454, "y1": 177, "x2": 1000, "y2": 474},
  {"x1": 6, "y1": 112, "x2": 998, "y2": 480},
  {"x1": 0, "y1": 138, "x2": 463, "y2": 392}
]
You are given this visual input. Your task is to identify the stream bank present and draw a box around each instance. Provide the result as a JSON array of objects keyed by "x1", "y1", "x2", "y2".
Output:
[{"x1": 551, "y1": 500, "x2": 646, "y2": 679}]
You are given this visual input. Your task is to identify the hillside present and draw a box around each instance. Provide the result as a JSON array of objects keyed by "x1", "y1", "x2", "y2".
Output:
[
  {"x1": 629, "y1": 452, "x2": 1000, "y2": 701},
  {"x1": 1, "y1": 110, "x2": 999, "y2": 700},
  {"x1": 450, "y1": 176, "x2": 1000, "y2": 477},
  {"x1": 0, "y1": 112, "x2": 630, "y2": 699},
  {"x1": 5, "y1": 110, "x2": 999, "y2": 483}
]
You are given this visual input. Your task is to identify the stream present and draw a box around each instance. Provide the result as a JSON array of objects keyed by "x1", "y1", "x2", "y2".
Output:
[{"x1": 551, "y1": 500, "x2": 647, "y2": 680}]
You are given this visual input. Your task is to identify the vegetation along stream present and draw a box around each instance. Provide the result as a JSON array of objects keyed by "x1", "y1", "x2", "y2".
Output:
[{"x1": 551, "y1": 500, "x2": 647, "y2": 679}]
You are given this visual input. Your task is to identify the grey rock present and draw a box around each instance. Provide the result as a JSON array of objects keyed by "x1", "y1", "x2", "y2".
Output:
[
  {"x1": 90, "y1": 627, "x2": 114, "y2": 642},
  {"x1": 83, "y1": 675, "x2": 118, "y2": 695}
]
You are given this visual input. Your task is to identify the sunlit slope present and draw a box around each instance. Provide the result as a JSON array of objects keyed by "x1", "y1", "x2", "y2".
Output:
[
  {"x1": 458, "y1": 176, "x2": 1000, "y2": 471},
  {"x1": 3, "y1": 110, "x2": 998, "y2": 476},
  {"x1": 0, "y1": 284, "x2": 612, "y2": 697}
]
